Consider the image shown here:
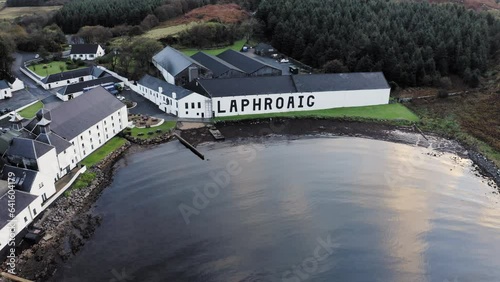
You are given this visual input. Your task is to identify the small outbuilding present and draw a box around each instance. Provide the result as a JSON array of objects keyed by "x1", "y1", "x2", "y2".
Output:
[
  {"x1": 69, "y1": 44, "x2": 105, "y2": 61},
  {"x1": 254, "y1": 43, "x2": 277, "y2": 57}
]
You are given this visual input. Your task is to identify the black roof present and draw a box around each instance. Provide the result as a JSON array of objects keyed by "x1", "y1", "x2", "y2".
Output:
[
  {"x1": 1, "y1": 165, "x2": 38, "y2": 193},
  {"x1": 50, "y1": 87, "x2": 125, "y2": 140},
  {"x1": 138, "y1": 75, "x2": 194, "y2": 100},
  {"x1": 191, "y1": 52, "x2": 245, "y2": 78},
  {"x1": 217, "y1": 49, "x2": 280, "y2": 74},
  {"x1": 35, "y1": 132, "x2": 72, "y2": 154},
  {"x1": 255, "y1": 43, "x2": 275, "y2": 52},
  {"x1": 58, "y1": 76, "x2": 120, "y2": 95},
  {"x1": 43, "y1": 67, "x2": 93, "y2": 84},
  {"x1": 152, "y1": 46, "x2": 208, "y2": 77},
  {"x1": 0, "y1": 80, "x2": 9, "y2": 90},
  {"x1": 193, "y1": 72, "x2": 390, "y2": 97},
  {"x1": 192, "y1": 76, "x2": 297, "y2": 98},
  {"x1": 293, "y1": 72, "x2": 390, "y2": 92},
  {"x1": 6, "y1": 137, "x2": 54, "y2": 160},
  {"x1": 0, "y1": 188, "x2": 38, "y2": 229},
  {"x1": 70, "y1": 44, "x2": 101, "y2": 55}
]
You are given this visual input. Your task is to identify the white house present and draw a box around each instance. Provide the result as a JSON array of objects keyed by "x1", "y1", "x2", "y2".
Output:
[
  {"x1": 0, "y1": 87, "x2": 128, "y2": 255},
  {"x1": 137, "y1": 74, "x2": 212, "y2": 119},
  {"x1": 70, "y1": 44, "x2": 105, "y2": 61},
  {"x1": 188, "y1": 72, "x2": 391, "y2": 117},
  {"x1": 0, "y1": 80, "x2": 12, "y2": 100},
  {"x1": 9, "y1": 78, "x2": 24, "y2": 92}
]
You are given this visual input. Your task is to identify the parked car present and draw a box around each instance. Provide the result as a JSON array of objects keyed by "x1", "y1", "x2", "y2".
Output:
[
  {"x1": 116, "y1": 95, "x2": 125, "y2": 101},
  {"x1": 280, "y1": 58, "x2": 290, "y2": 63}
]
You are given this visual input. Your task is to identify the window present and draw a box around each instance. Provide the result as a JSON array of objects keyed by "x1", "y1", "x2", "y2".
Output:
[
  {"x1": 81, "y1": 136, "x2": 83, "y2": 140},
  {"x1": 106, "y1": 134, "x2": 108, "y2": 139},
  {"x1": 82, "y1": 144, "x2": 84, "y2": 148},
  {"x1": 91, "y1": 145, "x2": 94, "y2": 150},
  {"x1": 185, "y1": 103, "x2": 188, "y2": 109},
  {"x1": 33, "y1": 209, "x2": 37, "y2": 216},
  {"x1": 24, "y1": 217, "x2": 27, "y2": 223},
  {"x1": 197, "y1": 113, "x2": 199, "y2": 116},
  {"x1": 89, "y1": 130, "x2": 91, "y2": 135},
  {"x1": 67, "y1": 80, "x2": 70, "y2": 83},
  {"x1": 97, "y1": 125, "x2": 99, "y2": 129},
  {"x1": 90, "y1": 138, "x2": 92, "y2": 142},
  {"x1": 39, "y1": 182, "x2": 44, "y2": 188},
  {"x1": 198, "y1": 102, "x2": 201, "y2": 108},
  {"x1": 98, "y1": 133, "x2": 100, "y2": 137},
  {"x1": 104, "y1": 121, "x2": 107, "y2": 125},
  {"x1": 186, "y1": 111, "x2": 188, "y2": 115},
  {"x1": 112, "y1": 123, "x2": 114, "y2": 127},
  {"x1": 64, "y1": 150, "x2": 66, "y2": 154},
  {"x1": 191, "y1": 103, "x2": 195, "y2": 109},
  {"x1": 111, "y1": 116, "x2": 114, "y2": 120}
]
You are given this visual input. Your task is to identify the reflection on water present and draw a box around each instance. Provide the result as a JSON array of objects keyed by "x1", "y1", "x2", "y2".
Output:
[{"x1": 51, "y1": 137, "x2": 500, "y2": 282}]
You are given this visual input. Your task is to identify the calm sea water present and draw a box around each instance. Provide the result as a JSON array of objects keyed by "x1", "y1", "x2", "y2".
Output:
[{"x1": 51, "y1": 137, "x2": 500, "y2": 282}]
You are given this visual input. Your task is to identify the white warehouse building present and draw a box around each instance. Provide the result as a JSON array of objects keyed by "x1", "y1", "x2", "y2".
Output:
[{"x1": 136, "y1": 72, "x2": 391, "y2": 119}]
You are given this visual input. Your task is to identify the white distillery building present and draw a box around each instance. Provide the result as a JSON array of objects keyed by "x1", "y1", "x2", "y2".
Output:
[
  {"x1": 0, "y1": 78, "x2": 24, "y2": 100},
  {"x1": 0, "y1": 87, "x2": 128, "y2": 253},
  {"x1": 135, "y1": 72, "x2": 390, "y2": 119},
  {"x1": 137, "y1": 74, "x2": 212, "y2": 119},
  {"x1": 69, "y1": 44, "x2": 105, "y2": 61},
  {"x1": 40, "y1": 66, "x2": 107, "y2": 90},
  {"x1": 188, "y1": 72, "x2": 391, "y2": 117}
]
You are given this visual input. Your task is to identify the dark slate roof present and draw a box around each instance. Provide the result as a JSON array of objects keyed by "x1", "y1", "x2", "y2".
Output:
[
  {"x1": 6, "y1": 137, "x2": 53, "y2": 159},
  {"x1": 0, "y1": 130, "x2": 21, "y2": 155},
  {"x1": 58, "y1": 76, "x2": 120, "y2": 95},
  {"x1": 138, "y1": 75, "x2": 193, "y2": 100},
  {"x1": 191, "y1": 52, "x2": 245, "y2": 78},
  {"x1": 50, "y1": 86, "x2": 125, "y2": 140},
  {"x1": 1, "y1": 165, "x2": 38, "y2": 193},
  {"x1": 42, "y1": 67, "x2": 93, "y2": 84},
  {"x1": 193, "y1": 76, "x2": 297, "y2": 98},
  {"x1": 217, "y1": 49, "x2": 280, "y2": 74},
  {"x1": 91, "y1": 66, "x2": 106, "y2": 78},
  {"x1": 0, "y1": 80, "x2": 9, "y2": 90},
  {"x1": 192, "y1": 72, "x2": 390, "y2": 97},
  {"x1": 292, "y1": 72, "x2": 390, "y2": 92},
  {"x1": 35, "y1": 132, "x2": 72, "y2": 154},
  {"x1": 152, "y1": 46, "x2": 207, "y2": 77},
  {"x1": 70, "y1": 44, "x2": 100, "y2": 55},
  {"x1": 255, "y1": 43, "x2": 275, "y2": 52},
  {"x1": 0, "y1": 188, "x2": 38, "y2": 229}
]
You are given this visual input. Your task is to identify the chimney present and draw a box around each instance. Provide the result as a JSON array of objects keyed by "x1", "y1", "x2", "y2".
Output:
[
  {"x1": 158, "y1": 87, "x2": 163, "y2": 94},
  {"x1": 9, "y1": 113, "x2": 24, "y2": 131},
  {"x1": 172, "y1": 92, "x2": 177, "y2": 100}
]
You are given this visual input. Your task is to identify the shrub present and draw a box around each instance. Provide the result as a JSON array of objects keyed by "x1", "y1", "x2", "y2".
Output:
[{"x1": 148, "y1": 131, "x2": 154, "y2": 135}]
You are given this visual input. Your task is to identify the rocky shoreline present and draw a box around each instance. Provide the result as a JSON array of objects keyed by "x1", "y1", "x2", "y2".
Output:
[{"x1": 4, "y1": 117, "x2": 498, "y2": 281}]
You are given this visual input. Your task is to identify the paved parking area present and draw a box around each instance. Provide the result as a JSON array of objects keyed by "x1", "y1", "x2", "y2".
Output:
[
  {"x1": 120, "y1": 90, "x2": 177, "y2": 121},
  {"x1": 0, "y1": 90, "x2": 37, "y2": 112}
]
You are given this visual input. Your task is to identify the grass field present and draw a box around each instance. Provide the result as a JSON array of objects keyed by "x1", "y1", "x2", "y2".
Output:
[
  {"x1": 28, "y1": 61, "x2": 85, "y2": 77},
  {"x1": 143, "y1": 22, "x2": 197, "y2": 40},
  {"x1": 180, "y1": 39, "x2": 247, "y2": 56},
  {"x1": 17, "y1": 101, "x2": 43, "y2": 118},
  {"x1": 214, "y1": 104, "x2": 420, "y2": 122},
  {"x1": 80, "y1": 137, "x2": 127, "y2": 168},
  {"x1": 129, "y1": 121, "x2": 177, "y2": 140},
  {"x1": 0, "y1": 6, "x2": 61, "y2": 20}
]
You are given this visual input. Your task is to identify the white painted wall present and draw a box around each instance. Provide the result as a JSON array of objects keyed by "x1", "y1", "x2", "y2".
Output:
[
  {"x1": 178, "y1": 93, "x2": 212, "y2": 118},
  {"x1": 9, "y1": 78, "x2": 24, "y2": 92},
  {"x1": 72, "y1": 105, "x2": 128, "y2": 162},
  {"x1": 211, "y1": 89, "x2": 390, "y2": 117},
  {"x1": 31, "y1": 171, "x2": 56, "y2": 200},
  {"x1": 70, "y1": 45, "x2": 105, "y2": 61},
  {"x1": 0, "y1": 88, "x2": 12, "y2": 100},
  {"x1": 137, "y1": 84, "x2": 178, "y2": 115},
  {"x1": 153, "y1": 62, "x2": 175, "y2": 84},
  {"x1": 45, "y1": 75, "x2": 93, "y2": 90},
  {"x1": 0, "y1": 194, "x2": 43, "y2": 252},
  {"x1": 36, "y1": 148, "x2": 59, "y2": 184}
]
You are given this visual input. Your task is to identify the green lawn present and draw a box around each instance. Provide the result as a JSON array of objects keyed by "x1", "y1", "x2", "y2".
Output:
[
  {"x1": 128, "y1": 121, "x2": 177, "y2": 140},
  {"x1": 143, "y1": 22, "x2": 198, "y2": 40},
  {"x1": 28, "y1": 61, "x2": 86, "y2": 77},
  {"x1": 80, "y1": 137, "x2": 127, "y2": 168},
  {"x1": 214, "y1": 103, "x2": 420, "y2": 122},
  {"x1": 17, "y1": 101, "x2": 43, "y2": 118},
  {"x1": 180, "y1": 39, "x2": 247, "y2": 56}
]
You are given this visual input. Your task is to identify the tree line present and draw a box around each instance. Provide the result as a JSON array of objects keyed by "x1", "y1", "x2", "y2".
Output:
[{"x1": 256, "y1": 0, "x2": 500, "y2": 87}]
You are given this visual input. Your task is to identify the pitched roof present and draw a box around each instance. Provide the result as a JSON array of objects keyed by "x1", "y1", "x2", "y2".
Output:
[
  {"x1": 6, "y1": 137, "x2": 54, "y2": 160},
  {"x1": 0, "y1": 189, "x2": 38, "y2": 229},
  {"x1": 1, "y1": 165, "x2": 38, "y2": 193},
  {"x1": 193, "y1": 76, "x2": 297, "y2": 98},
  {"x1": 191, "y1": 52, "x2": 245, "y2": 78},
  {"x1": 138, "y1": 74, "x2": 193, "y2": 100},
  {"x1": 0, "y1": 80, "x2": 9, "y2": 90},
  {"x1": 153, "y1": 46, "x2": 207, "y2": 77},
  {"x1": 70, "y1": 44, "x2": 100, "y2": 55},
  {"x1": 49, "y1": 87, "x2": 125, "y2": 140},
  {"x1": 42, "y1": 67, "x2": 93, "y2": 84},
  {"x1": 35, "y1": 132, "x2": 72, "y2": 154},
  {"x1": 216, "y1": 49, "x2": 280, "y2": 74},
  {"x1": 192, "y1": 72, "x2": 390, "y2": 97},
  {"x1": 292, "y1": 72, "x2": 390, "y2": 92},
  {"x1": 255, "y1": 43, "x2": 275, "y2": 52},
  {"x1": 57, "y1": 76, "x2": 120, "y2": 95}
]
